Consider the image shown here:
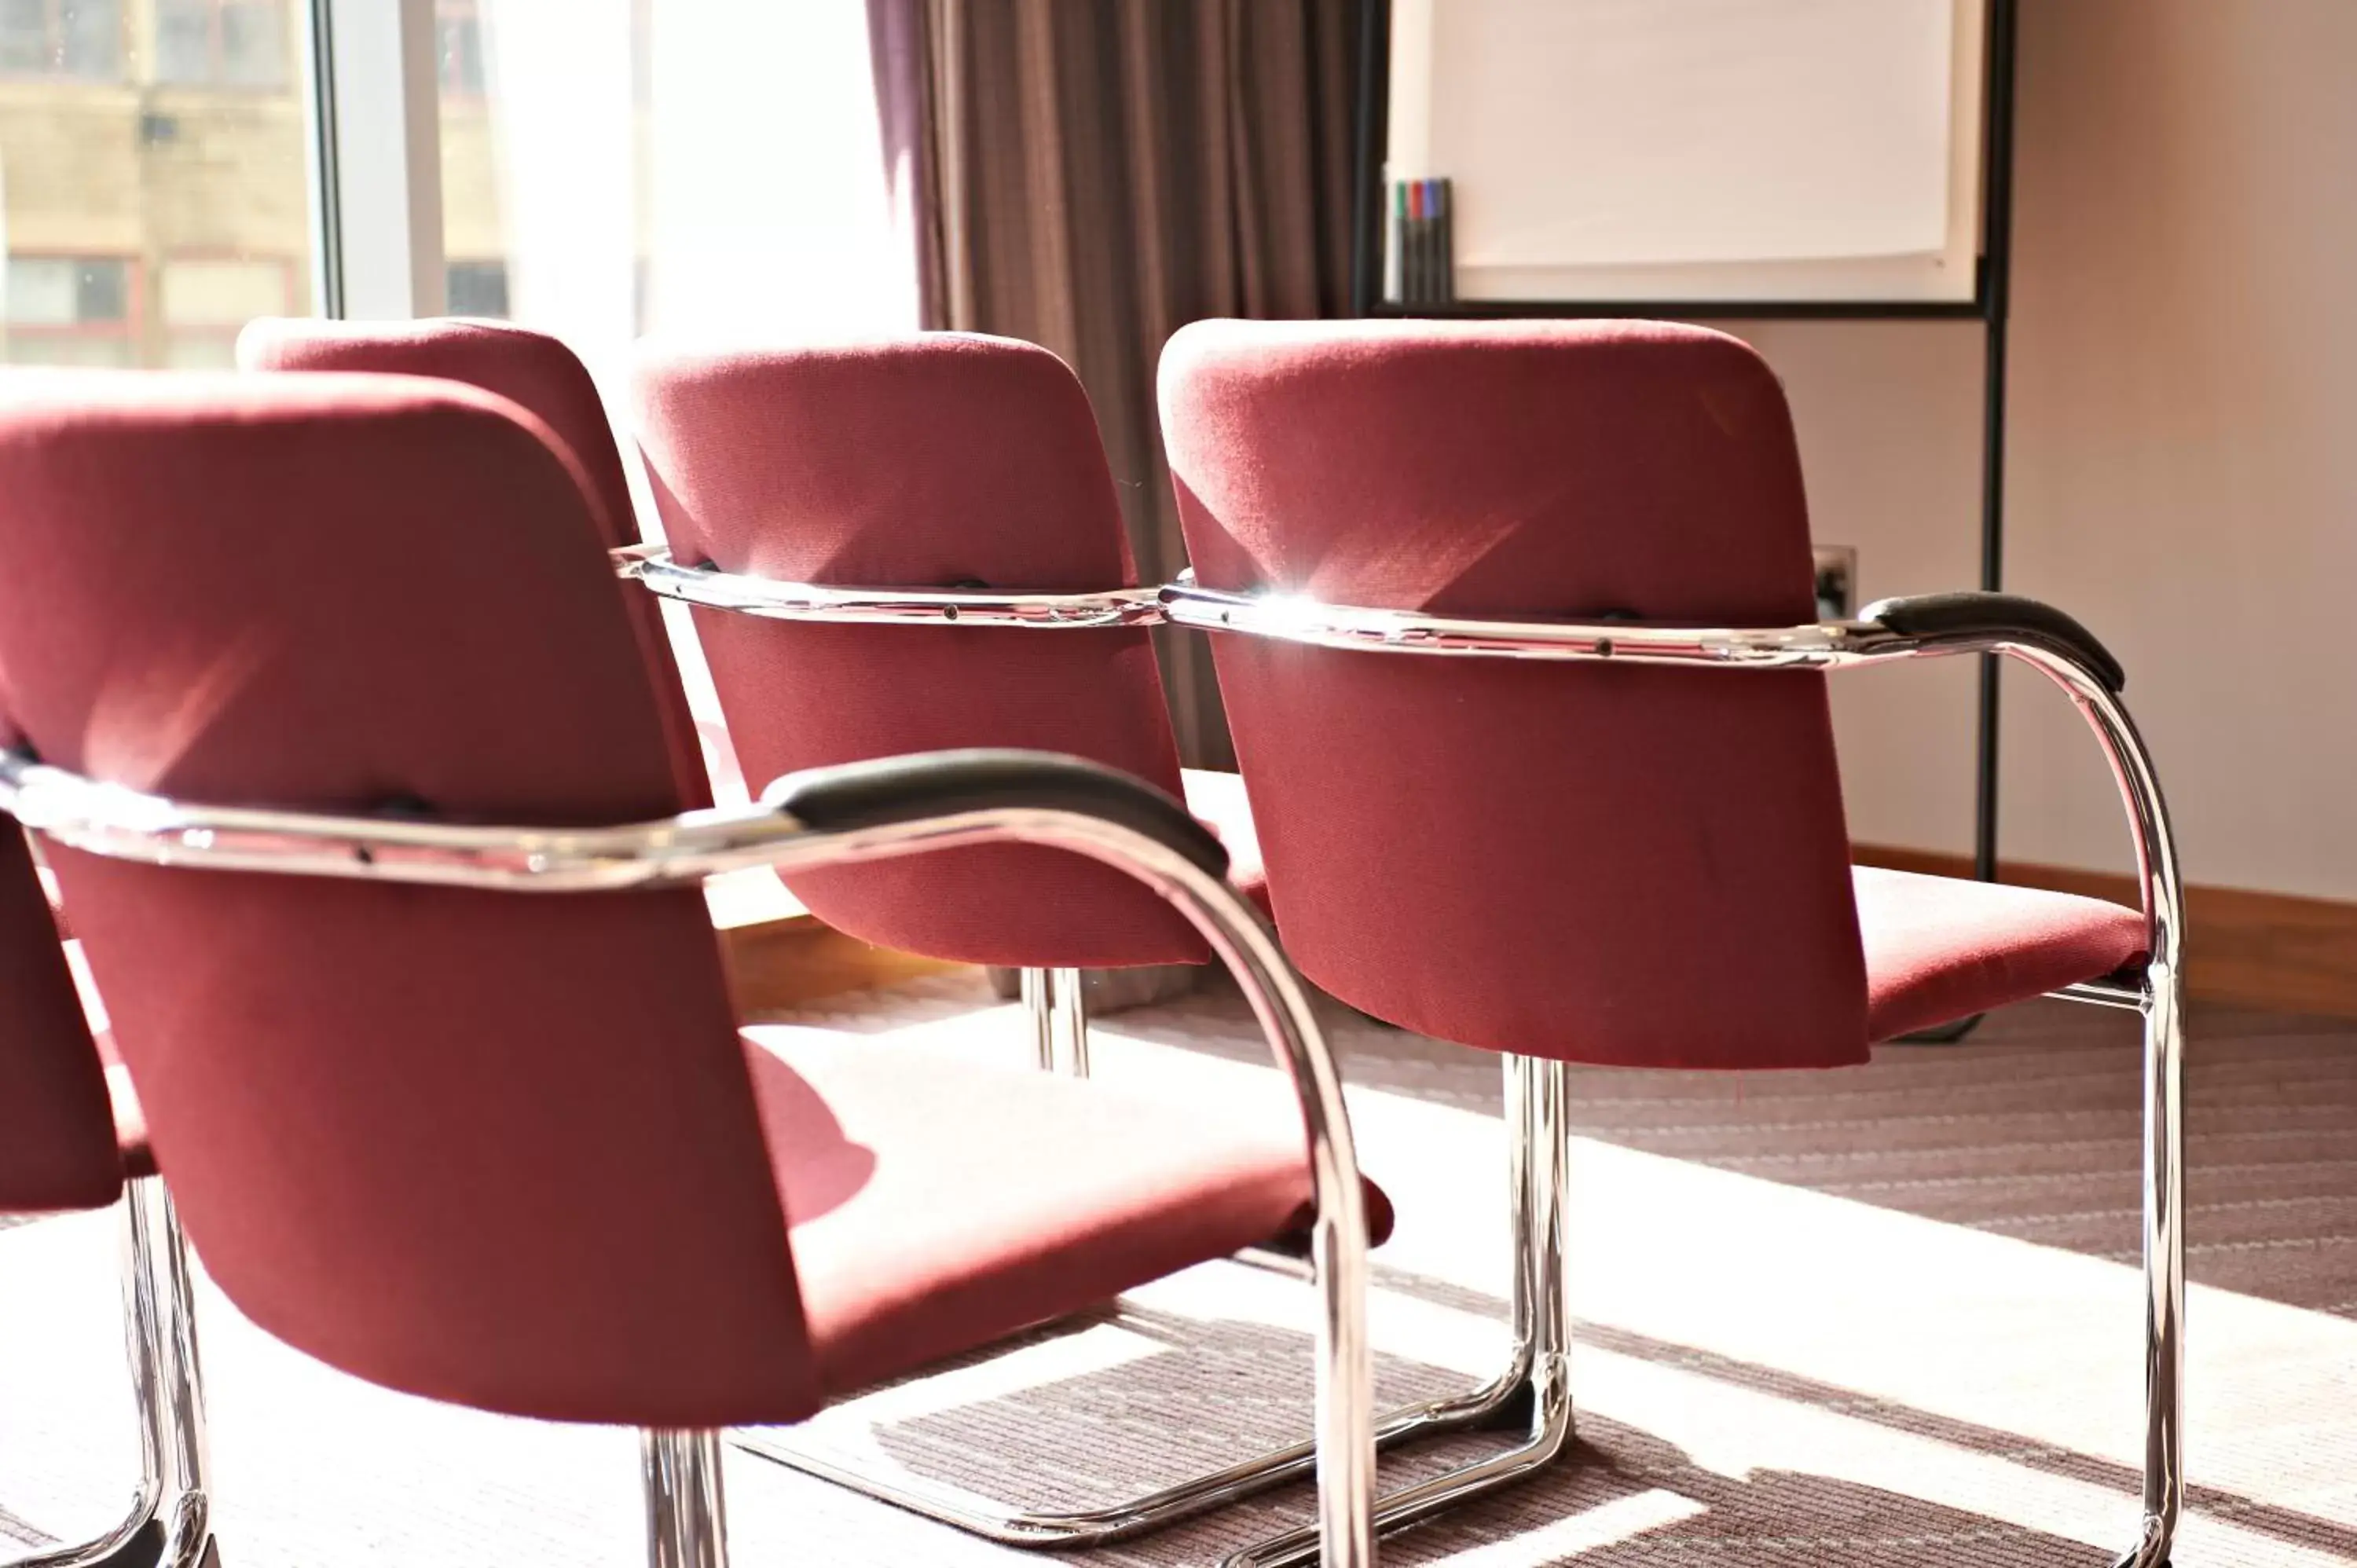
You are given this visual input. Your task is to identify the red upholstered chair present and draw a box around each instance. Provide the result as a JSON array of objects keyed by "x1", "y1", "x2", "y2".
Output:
[
  {"x1": 0, "y1": 371, "x2": 1376, "y2": 1568},
  {"x1": 1160, "y1": 317, "x2": 2187, "y2": 1568},
  {"x1": 0, "y1": 824, "x2": 211, "y2": 1568},
  {"x1": 629, "y1": 334, "x2": 1263, "y2": 1075},
  {"x1": 236, "y1": 316, "x2": 715, "y2": 812}
]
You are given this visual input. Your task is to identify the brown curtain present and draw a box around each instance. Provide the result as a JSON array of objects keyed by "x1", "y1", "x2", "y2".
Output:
[{"x1": 867, "y1": 0, "x2": 1366, "y2": 767}]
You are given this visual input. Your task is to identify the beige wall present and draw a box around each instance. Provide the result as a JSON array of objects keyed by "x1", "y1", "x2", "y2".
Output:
[{"x1": 1721, "y1": 1, "x2": 2357, "y2": 903}]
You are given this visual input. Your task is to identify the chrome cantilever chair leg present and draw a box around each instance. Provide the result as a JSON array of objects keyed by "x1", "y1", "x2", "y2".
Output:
[
  {"x1": 1221, "y1": 1053, "x2": 1578, "y2": 1568},
  {"x1": 1021, "y1": 965, "x2": 1090, "y2": 1075},
  {"x1": 13, "y1": 1178, "x2": 215, "y2": 1568},
  {"x1": 2115, "y1": 954, "x2": 2186, "y2": 1568},
  {"x1": 730, "y1": 1051, "x2": 1548, "y2": 1550},
  {"x1": 642, "y1": 1430, "x2": 728, "y2": 1568},
  {"x1": 1230, "y1": 954, "x2": 2189, "y2": 1568}
]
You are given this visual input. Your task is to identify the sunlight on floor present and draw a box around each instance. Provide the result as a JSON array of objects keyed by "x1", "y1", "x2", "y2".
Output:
[{"x1": 5, "y1": 979, "x2": 2352, "y2": 1566}]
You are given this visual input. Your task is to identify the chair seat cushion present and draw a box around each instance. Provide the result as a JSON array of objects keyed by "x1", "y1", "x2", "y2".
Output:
[
  {"x1": 1181, "y1": 768, "x2": 1269, "y2": 916},
  {"x1": 1857, "y1": 866, "x2": 2148, "y2": 1042},
  {"x1": 740, "y1": 1027, "x2": 1385, "y2": 1398}
]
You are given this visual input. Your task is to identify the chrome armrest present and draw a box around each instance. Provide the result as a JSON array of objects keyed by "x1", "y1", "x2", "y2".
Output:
[
  {"x1": 1160, "y1": 574, "x2": 2179, "y2": 966},
  {"x1": 0, "y1": 740, "x2": 1376, "y2": 1559},
  {"x1": 0, "y1": 747, "x2": 1223, "y2": 897},
  {"x1": 613, "y1": 544, "x2": 1165, "y2": 629},
  {"x1": 1861, "y1": 590, "x2": 2126, "y2": 692}
]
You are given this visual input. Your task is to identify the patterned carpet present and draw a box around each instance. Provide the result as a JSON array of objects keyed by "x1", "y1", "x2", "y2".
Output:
[{"x1": 3, "y1": 973, "x2": 2352, "y2": 1566}]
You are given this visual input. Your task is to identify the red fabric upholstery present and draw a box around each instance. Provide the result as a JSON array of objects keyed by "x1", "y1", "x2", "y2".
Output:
[
  {"x1": 0, "y1": 372, "x2": 1369, "y2": 1438},
  {"x1": 0, "y1": 824, "x2": 123, "y2": 1213},
  {"x1": 237, "y1": 317, "x2": 713, "y2": 812},
  {"x1": 0, "y1": 372, "x2": 819, "y2": 1428},
  {"x1": 747, "y1": 1029, "x2": 1386, "y2": 1394},
  {"x1": 633, "y1": 335, "x2": 1206, "y2": 969},
  {"x1": 1161, "y1": 319, "x2": 1872, "y2": 1068},
  {"x1": 1857, "y1": 866, "x2": 2148, "y2": 1042}
]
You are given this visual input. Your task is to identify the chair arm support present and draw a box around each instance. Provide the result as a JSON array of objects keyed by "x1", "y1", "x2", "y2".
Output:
[
  {"x1": 1863, "y1": 591, "x2": 2127, "y2": 694},
  {"x1": 764, "y1": 750, "x2": 1230, "y2": 881}
]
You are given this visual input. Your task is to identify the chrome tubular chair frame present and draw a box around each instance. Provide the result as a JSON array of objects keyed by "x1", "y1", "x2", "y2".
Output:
[
  {"x1": 1162, "y1": 577, "x2": 2187, "y2": 1568},
  {"x1": 615, "y1": 547, "x2": 1566, "y2": 1541},
  {"x1": 10, "y1": 1178, "x2": 214, "y2": 1568},
  {"x1": 617, "y1": 543, "x2": 1175, "y2": 1087},
  {"x1": 614, "y1": 545, "x2": 1168, "y2": 631},
  {"x1": 0, "y1": 749, "x2": 1377, "y2": 1568}
]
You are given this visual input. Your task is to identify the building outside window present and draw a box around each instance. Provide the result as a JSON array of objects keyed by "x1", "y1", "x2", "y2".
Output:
[
  {"x1": 159, "y1": 253, "x2": 290, "y2": 364},
  {"x1": 153, "y1": 0, "x2": 284, "y2": 89},
  {"x1": 0, "y1": 0, "x2": 309, "y2": 366},
  {"x1": 0, "y1": 0, "x2": 120, "y2": 79}
]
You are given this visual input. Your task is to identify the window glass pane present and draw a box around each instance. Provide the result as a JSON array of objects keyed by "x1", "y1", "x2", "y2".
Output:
[
  {"x1": 442, "y1": 1, "x2": 916, "y2": 817},
  {"x1": 63, "y1": 0, "x2": 119, "y2": 76},
  {"x1": 218, "y1": 0, "x2": 279, "y2": 86},
  {"x1": 74, "y1": 256, "x2": 128, "y2": 319},
  {"x1": 0, "y1": 0, "x2": 52, "y2": 75},
  {"x1": 5, "y1": 258, "x2": 80, "y2": 323},
  {"x1": 5, "y1": 0, "x2": 119, "y2": 79},
  {"x1": 152, "y1": 0, "x2": 211, "y2": 83},
  {"x1": 2, "y1": 0, "x2": 313, "y2": 365},
  {"x1": 442, "y1": 2, "x2": 913, "y2": 383},
  {"x1": 445, "y1": 258, "x2": 508, "y2": 317},
  {"x1": 437, "y1": 0, "x2": 482, "y2": 96}
]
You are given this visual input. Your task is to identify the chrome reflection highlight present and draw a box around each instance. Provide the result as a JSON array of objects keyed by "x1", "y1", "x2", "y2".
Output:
[
  {"x1": 1022, "y1": 965, "x2": 1090, "y2": 1075},
  {"x1": 642, "y1": 1430, "x2": 728, "y2": 1568},
  {"x1": 13, "y1": 1178, "x2": 214, "y2": 1568},
  {"x1": 615, "y1": 545, "x2": 1166, "y2": 629}
]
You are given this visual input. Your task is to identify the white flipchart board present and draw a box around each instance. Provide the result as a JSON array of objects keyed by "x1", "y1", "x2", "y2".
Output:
[{"x1": 1389, "y1": 0, "x2": 1989, "y2": 304}]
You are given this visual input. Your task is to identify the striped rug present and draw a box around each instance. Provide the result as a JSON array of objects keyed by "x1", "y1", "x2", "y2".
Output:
[{"x1": 3, "y1": 974, "x2": 2350, "y2": 1566}]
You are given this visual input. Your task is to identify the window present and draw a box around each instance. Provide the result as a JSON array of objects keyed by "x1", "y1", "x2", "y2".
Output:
[
  {"x1": 2, "y1": 0, "x2": 311, "y2": 368},
  {"x1": 437, "y1": 0, "x2": 484, "y2": 97},
  {"x1": 3, "y1": 255, "x2": 137, "y2": 365},
  {"x1": 154, "y1": 0, "x2": 284, "y2": 88},
  {"x1": 0, "y1": 0, "x2": 119, "y2": 79},
  {"x1": 445, "y1": 258, "x2": 509, "y2": 317}
]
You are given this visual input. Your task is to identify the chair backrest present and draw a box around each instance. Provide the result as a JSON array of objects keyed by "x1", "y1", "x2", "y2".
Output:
[
  {"x1": 237, "y1": 317, "x2": 713, "y2": 811},
  {"x1": 1159, "y1": 319, "x2": 1869, "y2": 1070},
  {"x1": 0, "y1": 822, "x2": 121, "y2": 1214},
  {"x1": 632, "y1": 332, "x2": 1204, "y2": 969},
  {"x1": 0, "y1": 370, "x2": 819, "y2": 1426}
]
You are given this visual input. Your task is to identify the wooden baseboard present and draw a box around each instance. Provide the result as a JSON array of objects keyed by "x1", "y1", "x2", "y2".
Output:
[
  {"x1": 719, "y1": 915, "x2": 964, "y2": 1018},
  {"x1": 1853, "y1": 844, "x2": 2357, "y2": 1020}
]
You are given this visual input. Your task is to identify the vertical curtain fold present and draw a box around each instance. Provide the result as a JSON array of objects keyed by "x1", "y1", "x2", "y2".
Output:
[{"x1": 869, "y1": 0, "x2": 1365, "y2": 766}]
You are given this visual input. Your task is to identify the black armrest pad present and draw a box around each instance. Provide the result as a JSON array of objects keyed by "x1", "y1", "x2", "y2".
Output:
[
  {"x1": 1863, "y1": 592, "x2": 2127, "y2": 694},
  {"x1": 765, "y1": 749, "x2": 1230, "y2": 878}
]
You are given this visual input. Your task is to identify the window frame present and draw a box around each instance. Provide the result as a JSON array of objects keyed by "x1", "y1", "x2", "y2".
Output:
[{"x1": 306, "y1": 0, "x2": 446, "y2": 321}]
